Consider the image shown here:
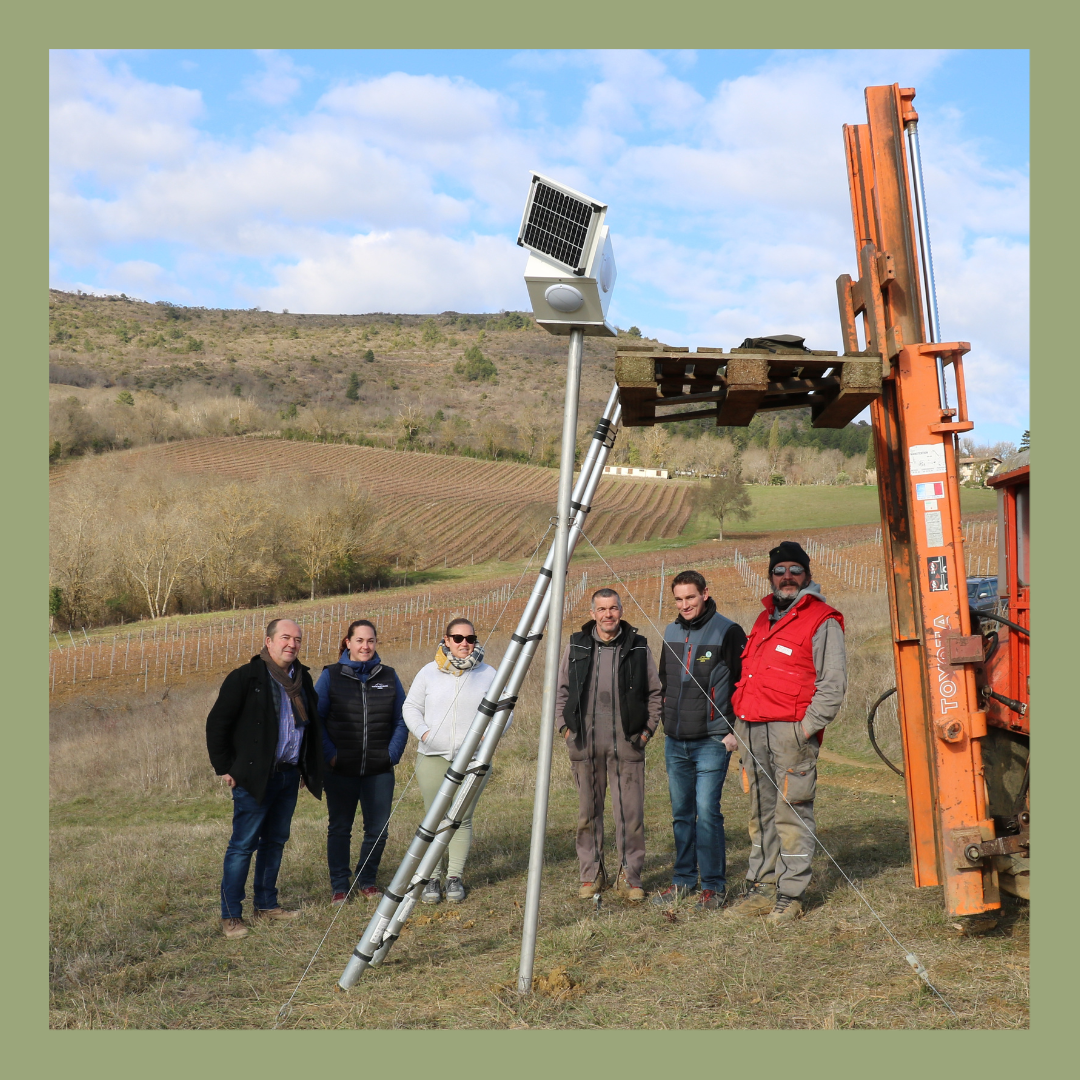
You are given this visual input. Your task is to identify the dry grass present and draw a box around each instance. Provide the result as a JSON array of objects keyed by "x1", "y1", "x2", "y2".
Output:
[{"x1": 50, "y1": 618, "x2": 1028, "y2": 1029}]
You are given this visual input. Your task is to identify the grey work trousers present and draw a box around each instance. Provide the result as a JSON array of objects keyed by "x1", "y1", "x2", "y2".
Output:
[
  {"x1": 568, "y1": 724, "x2": 647, "y2": 888},
  {"x1": 735, "y1": 719, "x2": 819, "y2": 899}
]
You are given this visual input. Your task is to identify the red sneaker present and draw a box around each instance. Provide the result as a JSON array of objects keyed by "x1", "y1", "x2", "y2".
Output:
[
  {"x1": 359, "y1": 886, "x2": 382, "y2": 900},
  {"x1": 696, "y1": 889, "x2": 723, "y2": 910},
  {"x1": 331, "y1": 891, "x2": 348, "y2": 906}
]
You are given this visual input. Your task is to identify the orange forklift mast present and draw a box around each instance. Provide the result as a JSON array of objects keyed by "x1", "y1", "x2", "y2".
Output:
[
  {"x1": 845, "y1": 85, "x2": 1022, "y2": 917},
  {"x1": 612, "y1": 84, "x2": 1028, "y2": 918}
]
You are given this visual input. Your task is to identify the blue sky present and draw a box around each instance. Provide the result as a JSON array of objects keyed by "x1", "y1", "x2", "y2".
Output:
[{"x1": 49, "y1": 49, "x2": 1029, "y2": 444}]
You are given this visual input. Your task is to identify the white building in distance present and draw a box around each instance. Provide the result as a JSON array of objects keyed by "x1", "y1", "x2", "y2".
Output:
[{"x1": 602, "y1": 466, "x2": 668, "y2": 480}]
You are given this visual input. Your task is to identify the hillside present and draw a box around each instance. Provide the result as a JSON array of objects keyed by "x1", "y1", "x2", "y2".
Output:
[
  {"x1": 50, "y1": 436, "x2": 695, "y2": 572},
  {"x1": 48, "y1": 290, "x2": 628, "y2": 462},
  {"x1": 47, "y1": 291, "x2": 876, "y2": 487}
]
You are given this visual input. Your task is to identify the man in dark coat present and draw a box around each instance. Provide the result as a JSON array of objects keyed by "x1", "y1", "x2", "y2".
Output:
[
  {"x1": 206, "y1": 618, "x2": 324, "y2": 938},
  {"x1": 555, "y1": 589, "x2": 662, "y2": 903}
]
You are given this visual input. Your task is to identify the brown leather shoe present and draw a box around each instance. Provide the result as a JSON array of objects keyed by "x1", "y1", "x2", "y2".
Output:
[
  {"x1": 221, "y1": 917, "x2": 248, "y2": 939},
  {"x1": 254, "y1": 906, "x2": 299, "y2": 921},
  {"x1": 578, "y1": 881, "x2": 603, "y2": 899}
]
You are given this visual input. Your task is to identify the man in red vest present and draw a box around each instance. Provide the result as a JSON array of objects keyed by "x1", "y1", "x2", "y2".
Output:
[{"x1": 726, "y1": 541, "x2": 847, "y2": 923}]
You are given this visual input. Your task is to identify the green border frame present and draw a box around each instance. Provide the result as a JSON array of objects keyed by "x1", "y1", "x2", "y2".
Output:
[{"x1": 13, "y1": 3, "x2": 1060, "y2": 1072}]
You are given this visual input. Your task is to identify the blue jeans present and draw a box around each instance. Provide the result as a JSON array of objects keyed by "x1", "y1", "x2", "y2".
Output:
[
  {"x1": 220, "y1": 765, "x2": 300, "y2": 919},
  {"x1": 325, "y1": 770, "x2": 395, "y2": 892},
  {"x1": 665, "y1": 735, "x2": 732, "y2": 892}
]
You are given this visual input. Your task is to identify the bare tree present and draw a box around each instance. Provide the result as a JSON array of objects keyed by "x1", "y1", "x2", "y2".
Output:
[
  {"x1": 693, "y1": 433, "x2": 737, "y2": 478},
  {"x1": 293, "y1": 495, "x2": 347, "y2": 601},
  {"x1": 478, "y1": 417, "x2": 512, "y2": 460},
  {"x1": 767, "y1": 416, "x2": 783, "y2": 474},
  {"x1": 520, "y1": 406, "x2": 558, "y2": 463},
  {"x1": 642, "y1": 426, "x2": 671, "y2": 469},
  {"x1": 197, "y1": 483, "x2": 278, "y2": 608},
  {"x1": 120, "y1": 481, "x2": 204, "y2": 619},
  {"x1": 292, "y1": 479, "x2": 384, "y2": 599},
  {"x1": 395, "y1": 404, "x2": 424, "y2": 448},
  {"x1": 698, "y1": 459, "x2": 754, "y2": 541},
  {"x1": 49, "y1": 462, "x2": 112, "y2": 626}
]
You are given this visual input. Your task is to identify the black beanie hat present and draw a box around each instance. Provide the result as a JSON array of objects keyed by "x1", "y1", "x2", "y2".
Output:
[{"x1": 768, "y1": 540, "x2": 811, "y2": 574}]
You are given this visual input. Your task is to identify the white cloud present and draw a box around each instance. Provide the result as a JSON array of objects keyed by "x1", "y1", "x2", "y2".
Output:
[
  {"x1": 50, "y1": 51, "x2": 203, "y2": 183},
  {"x1": 252, "y1": 230, "x2": 528, "y2": 315},
  {"x1": 48, "y1": 49, "x2": 1027, "y2": 433},
  {"x1": 242, "y1": 50, "x2": 309, "y2": 106},
  {"x1": 318, "y1": 72, "x2": 509, "y2": 142}
]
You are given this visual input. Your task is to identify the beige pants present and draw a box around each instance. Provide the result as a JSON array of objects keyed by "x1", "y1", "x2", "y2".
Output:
[
  {"x1": 736, "y1": 719, "x2": 818, "y2": 899},
  {"x1": 413, "y1": 752, "x2": 488, "y2": 880}
]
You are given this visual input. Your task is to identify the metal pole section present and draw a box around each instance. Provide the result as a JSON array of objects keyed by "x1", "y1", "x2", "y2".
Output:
[
  {"x1": 904, "y1": 119, "x2": 947, "y2": 407},
  {"x1": 365, "y1": 399, "x2": 621, "y2": 970},
  {"x1": 904, "y1": 120, "x2": 940, "y2": 343},
  {"x1": 338, "y1": 378, "x2": 616, "y2": 990},
  {"x1": 657, "y1": 559, "x2": 665, "y2": 626},
  {"x1": 517, "y1": 327, "x2": 585, "y2": 995},
  {"x1": 367, "y1": 402, "x2": 623, "y2": 969}
]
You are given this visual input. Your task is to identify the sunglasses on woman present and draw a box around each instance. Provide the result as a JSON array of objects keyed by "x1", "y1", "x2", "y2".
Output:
[{"x1": 448, "y1": 633, "x2": 478, "y2": 644}]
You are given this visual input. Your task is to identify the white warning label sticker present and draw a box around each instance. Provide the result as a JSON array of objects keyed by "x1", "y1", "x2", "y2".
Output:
[
  {"x1": 924, "y1": 510, "x2": 944, "y2": 548},
  {"x1": 909, "y1": 443, "x2": 947, "y2": 476}
]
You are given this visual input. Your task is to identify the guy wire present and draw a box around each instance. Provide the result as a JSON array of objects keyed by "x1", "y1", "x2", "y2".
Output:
[
  {"x1": 577, "y1": 528, "x2": 958, "y2": 1019},
  {"x1": 274, "y1": 524, "x2": 554, "y2": 1027},
  {"x1": 273, "y1": 768, "x2": 417, "y2": 1028}
]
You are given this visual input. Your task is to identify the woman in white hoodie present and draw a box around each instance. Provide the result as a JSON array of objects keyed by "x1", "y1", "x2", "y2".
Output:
[{"x1": 403, "y1": 618, "x2": 500, "y2": 904}]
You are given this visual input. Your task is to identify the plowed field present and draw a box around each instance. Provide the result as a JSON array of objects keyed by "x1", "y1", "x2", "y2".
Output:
[{"x1": 53, "y1": 437, "x2": 695, "y2": 568}]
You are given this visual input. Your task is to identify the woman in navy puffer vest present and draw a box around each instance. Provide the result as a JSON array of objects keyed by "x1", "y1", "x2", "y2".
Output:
[{"x1": 315, "y1": 620, "x2": 407, "y2": 903}]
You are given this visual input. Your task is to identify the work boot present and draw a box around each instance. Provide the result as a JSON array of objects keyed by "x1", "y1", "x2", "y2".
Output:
[
  {"x1": 221, "y1": 917, "x2": 248, "y2": 939},
  {"x1": 578, "y1": 865, "x2": 608, "y2": 899},
  {"x1": 649, "y1": 884, "x2": 693, "y2": 906},
  {"x1": 695, "y1": 888, "x2": 724, "y2": 911},
  {"x1": 253, "y1": 906, "x2": 299, "y2": 921},
  {"x1": 421, "y1": 877, "x2": 443, "y2": 904},
  {"x1": 725, "y1": 881, "x2": 775, "y2": 916},
  {"x1": 613, "y1": 871, "x2": 644, "y2": 902},
  {"x1": 765, "y1": 894, "x2": 803, "y2": 924},
  {"x1": 445, "y1": 877, "x2": 466, "y2": 903}
]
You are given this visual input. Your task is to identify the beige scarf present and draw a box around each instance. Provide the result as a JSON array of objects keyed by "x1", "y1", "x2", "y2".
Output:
[{"x1": 434, "y1": 641, "x2": 486, "y2": 677}]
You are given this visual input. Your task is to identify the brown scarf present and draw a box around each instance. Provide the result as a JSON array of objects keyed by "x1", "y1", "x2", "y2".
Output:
[{"x1": 260, "y1": 646, "x2": 309, "y2": 725}]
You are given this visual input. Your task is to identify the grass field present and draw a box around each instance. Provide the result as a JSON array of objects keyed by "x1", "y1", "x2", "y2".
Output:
[
  {"x1": 678, "y1": 483, "x2": 997, "y2": 543},
  {"x1": 50, "y1": 582, "x2": 1028, "y2": 1029}
]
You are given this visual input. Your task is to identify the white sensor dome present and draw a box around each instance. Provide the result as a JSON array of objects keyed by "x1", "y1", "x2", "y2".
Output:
[
  {"x1": 545, "y1": 283, "x2": 585, "y2": 313},
  {"x1": 599, "y1": 251, "x2": 614, "y2": 293}
]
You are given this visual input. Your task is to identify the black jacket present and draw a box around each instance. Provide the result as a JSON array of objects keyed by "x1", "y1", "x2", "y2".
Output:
[
  {"x1": 561, "y1": 620, "x2": 652, "y2": 741},
  {"x1": 323, "y1": 662, "x2": 400, "y2": 777},
  {"x1": 659, "y1": 597, "x2": 746, "y2": 739},
  {"x1": 206, "y1": 655, "x2": 324, "y2": 804}
]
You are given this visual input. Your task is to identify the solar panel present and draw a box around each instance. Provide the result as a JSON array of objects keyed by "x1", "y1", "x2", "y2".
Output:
[{"x1": 520, "y1": 180, "x2": 596, "y2": 272}]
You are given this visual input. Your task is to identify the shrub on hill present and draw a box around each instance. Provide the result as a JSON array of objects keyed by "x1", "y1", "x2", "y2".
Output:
[{"x1": 455, "y1": 345, "x2": 498, "y2": 383}]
